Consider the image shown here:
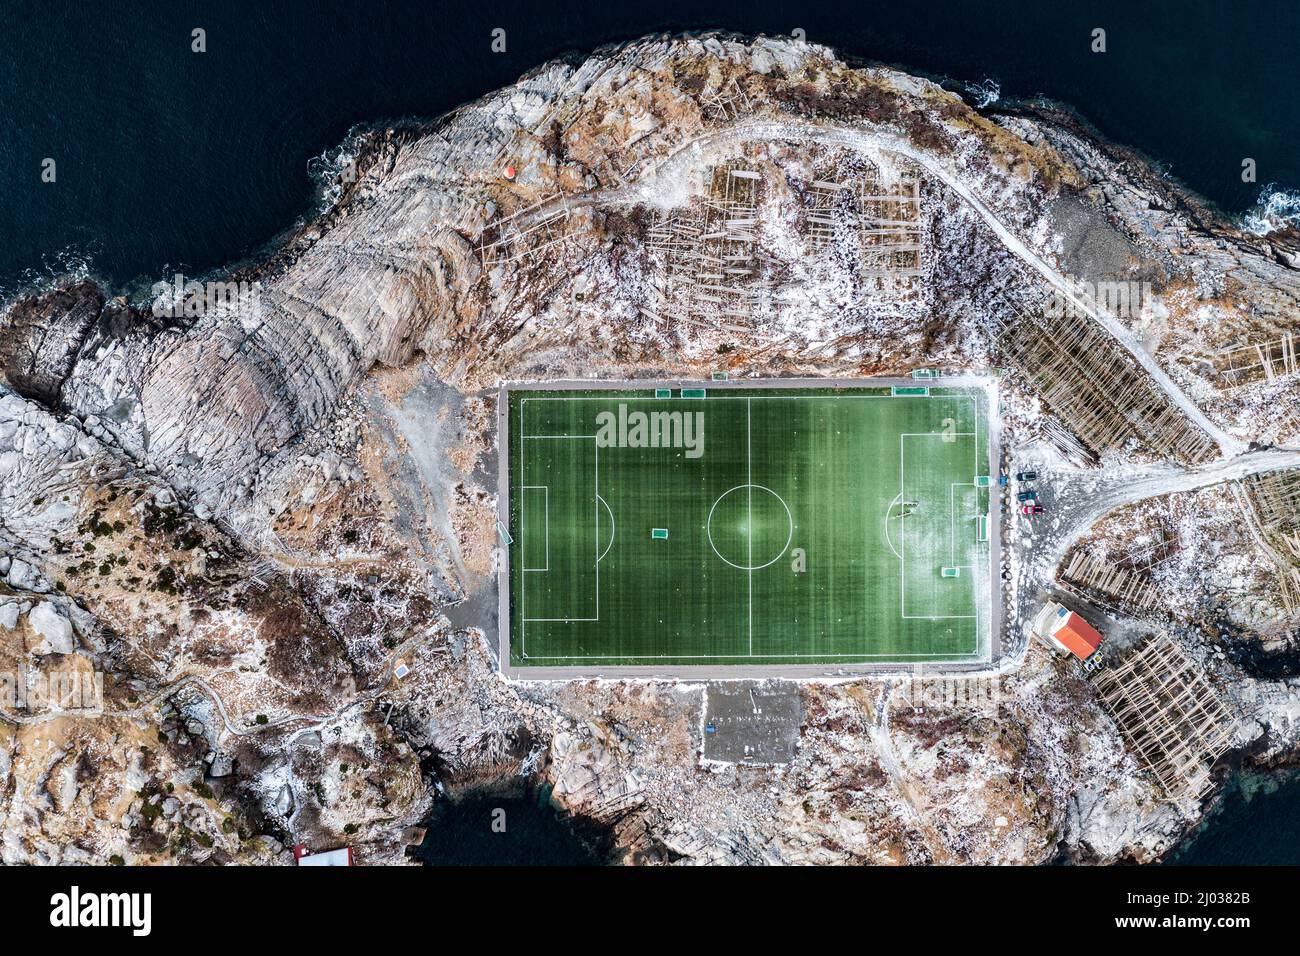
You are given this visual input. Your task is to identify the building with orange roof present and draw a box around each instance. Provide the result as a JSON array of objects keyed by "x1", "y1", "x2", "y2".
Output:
[{"x1": 1032, "y1": 602, "x2": 1104, "y2": 660}]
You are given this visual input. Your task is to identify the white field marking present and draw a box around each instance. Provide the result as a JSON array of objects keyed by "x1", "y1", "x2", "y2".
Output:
[
  {"x1": 899, "y1": 432, "x2": 980, "y2": 624},
  {"x1": 520, "y1": 394, "x2": 975, "y2": 401},
  {"x1": 517, "y1": 398, "x2": 598, "y2": 629},
  {"x1": 519, "y1": 392, "x2": 985, "y2": 661},
  {"x1": 514, "y1": 395, "x2": 520, "y2": 658},
  {"x1": 705, "y1": 485, "x2": 794, "y2": 571},
  {"x1": 518, "y1": 404, "x2": 604, "y2": 652},
  {"x1": 595, "y1": 443, "x2": 600, "y2": 620},
  {"x1": 882, "y1": 492, "x2": 904, "y2": 560},
  {"x1": 521, "y1": 648, "x2": 981, "y2": 660},
  {"x1": 596, "y1": 495, "x2": 616, "y2": 562},
  {"x1": 521, "y1": 485, "x2": 550, "y2": 571},
  {"x1": 523, "y1": 616, "x2": 602, "y2": 621},
  {"x1": 949, "y1": 481, "x2": 976, "y2": 566}
]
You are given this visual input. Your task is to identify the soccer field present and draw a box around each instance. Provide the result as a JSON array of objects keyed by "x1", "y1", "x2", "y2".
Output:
[{"x1": 504, "y1": 383, "x2": 993, "y2": 671}]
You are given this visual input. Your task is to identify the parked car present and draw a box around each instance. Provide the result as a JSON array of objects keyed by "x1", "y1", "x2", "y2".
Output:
[
  {"x1": 1016, "y1": 470, "x2": 1039, "y2": 481},
  {"x1": 1017, "y1": 490, "x2": 1038, "y2": 502},
  {"x1": 1022, "y1": 504, "x2": 1044, "y2": 515}
]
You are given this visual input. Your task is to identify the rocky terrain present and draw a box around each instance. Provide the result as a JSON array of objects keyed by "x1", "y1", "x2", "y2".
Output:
[{"x1": 1, "y1": 33, "x2": 1298, "y2": 865}]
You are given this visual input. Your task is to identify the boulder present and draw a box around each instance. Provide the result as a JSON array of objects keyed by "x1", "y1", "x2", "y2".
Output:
[
  {"x1": 29, "y1": 601, "x2": 74, "y2": 654},
  {"x1": 0, "y1": 281, "x2": 103, "y2": 407},
  {"x1": 209, "y1": 753, "x2": 234, "y2": 777},
  {"x1": 7, "y1": 558, "x2": 43, "y2": 592}
]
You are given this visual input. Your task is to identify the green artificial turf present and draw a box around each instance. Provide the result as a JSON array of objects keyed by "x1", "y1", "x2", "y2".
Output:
[{"x1": 507, "y1": 386, "x2": 990, "y2": 666}]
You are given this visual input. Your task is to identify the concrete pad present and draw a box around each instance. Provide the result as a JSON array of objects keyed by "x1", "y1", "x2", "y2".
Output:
[{"x1": 702, "y1": 681, "x2": 802, "y2": 764}]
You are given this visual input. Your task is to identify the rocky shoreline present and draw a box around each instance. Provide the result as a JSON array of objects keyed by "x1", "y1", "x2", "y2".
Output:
[{"x1": 1, "y1": 33, "x2": 1298, "y2": 865}]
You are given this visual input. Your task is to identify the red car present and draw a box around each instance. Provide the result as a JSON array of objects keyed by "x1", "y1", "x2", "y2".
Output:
[{"x1": 1022, "y1": 504, "x2": 1044, "y2": 515}]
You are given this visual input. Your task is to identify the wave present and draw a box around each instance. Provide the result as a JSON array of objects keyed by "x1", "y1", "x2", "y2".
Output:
[
  {"x1": 1243, "y1": 184, "x2": 1300, "y2": 236},
  {"x1": 306, "y1": 124, "x2": 377, "y2": 217},
  {"x1": 964, "y1": 77, "x2": 1001, "y2": 109},
  {"x1": 0, "y1": 245, "x2": 99, "y2": 316}
]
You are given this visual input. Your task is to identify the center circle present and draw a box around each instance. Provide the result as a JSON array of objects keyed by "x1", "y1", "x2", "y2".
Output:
[{"x1": 706, "y1": 484, "x2": 794, "y2": 571}]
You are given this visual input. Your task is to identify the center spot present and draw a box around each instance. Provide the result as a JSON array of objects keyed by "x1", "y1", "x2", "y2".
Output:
[{"x1": 706, "y1": 484, "x2": 793, "y2": 571}]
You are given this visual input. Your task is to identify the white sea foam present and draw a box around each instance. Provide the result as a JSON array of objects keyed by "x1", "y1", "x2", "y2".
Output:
[
  {"x1": 0, "y1": 246, "x2": 97, "y2": 316},
  {"x1": 1243, "y1": 184, "x2": 1300, "y2": 236},
  {"x1": 966, "y1": 78, "x2": 1001, "y2": 109},
  {"x1": 306, "y1": 126, "x2": 372, "y2": 215}
]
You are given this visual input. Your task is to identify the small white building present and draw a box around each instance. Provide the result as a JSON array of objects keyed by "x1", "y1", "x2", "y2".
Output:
[{"x1": 294, "y1": 843, "x2": 354, "y2": 866}]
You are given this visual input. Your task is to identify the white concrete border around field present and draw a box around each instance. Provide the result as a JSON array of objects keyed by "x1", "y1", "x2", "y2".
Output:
[{"x1": 496, "y1": 376, "x2": 1002, "y2": 681}]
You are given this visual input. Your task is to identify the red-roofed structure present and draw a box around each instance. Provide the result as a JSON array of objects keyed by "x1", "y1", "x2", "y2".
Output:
[{"x1": 1033, "y1": 603, "x2": 1104, "y2": 660}]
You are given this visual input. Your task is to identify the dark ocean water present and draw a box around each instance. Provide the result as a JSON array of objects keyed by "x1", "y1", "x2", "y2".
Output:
[
  {"x1": 3, "y1": 1, "x2": 1299, "y2": 863},
  {"x1": 416, "y1": 786, "x2": 610, "y2": 866},
  {"x1": 4, "y1": 0, "x2": 1300, "y2": 297},
  {"x1": 1168, "y1": 771, "x2": 1300, "y2": 866}
]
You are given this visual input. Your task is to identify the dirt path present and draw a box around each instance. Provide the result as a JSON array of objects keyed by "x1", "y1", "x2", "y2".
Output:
[
  {"x1": 560, "y1": 118, "x2": 1246, "y2": 460},
  {"x1": 999, "y1": 447, "x2": 1300, "y2": 668},
  {"x1": 861, "y1": 683, "x2": 955, "y2": 863}
]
